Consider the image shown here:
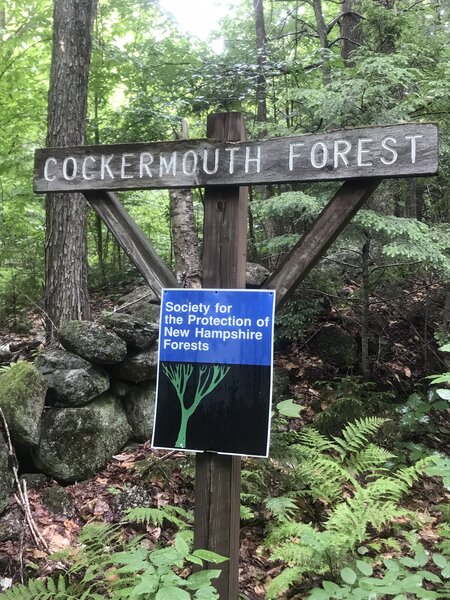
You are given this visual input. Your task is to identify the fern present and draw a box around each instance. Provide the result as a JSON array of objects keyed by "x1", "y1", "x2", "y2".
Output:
[
  {"x1": 124, "y1": 504, "x2": 193, "y2": 529},
  {"x1": 333, "y1": 417, "x2": 386, "y2": 455},
  {"x1": 265, "y1": 566, "x2": 304, "y2": 600},
  {"x1": 265, "y1": 417, "x2": 431, "y2": 599},
  {"x1": 5, "y1": 506, "x2": 222, "y2": 600},
  {"x1": 1, "y1": 576, "x2": 78, "y2": 600},
  {"x1": 346, "y1": 444, "x2": 395, "y2": 475},
  {"x1": 265, "y1": 495, "x2": 298, "y2": 522}
]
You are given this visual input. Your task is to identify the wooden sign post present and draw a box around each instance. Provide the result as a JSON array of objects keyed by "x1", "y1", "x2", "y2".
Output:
[
  {"x1": 194, "y1": 113, "x2": 248, "y2": 598},
  {"x1": 33, "y1": 114, "x2": 439, "y2": 600}
]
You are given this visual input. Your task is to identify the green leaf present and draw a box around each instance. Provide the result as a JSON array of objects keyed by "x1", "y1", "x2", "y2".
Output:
[
  {"x1": 277, "y1": 399, "x2": 304, "y2": 418},
  {"x1": 416, "y1": 570, "x2": 442, "y2": 583},
  {"x1": 322, "y1": 580, "x2": 342, "y2": 594},
  {"x1": 432, "y1": 553, "x2": 449, "y2": 569},
  {"x1": 356, "y1": 560, "x2": 373, "y2": 576},
  {"x1": 155, "y1": 587, "x2": 190, "y2": 600},
  {"x1": 308, "y1": 589, "x2": 331, "y2": 600},
  {"x1": 400, "y1": 556, "x2": 419, "y2": 568},
  {"x1": 341, "y1": 567, "x2": 357, "y2": 585},
  {"x1": 191, "y1": 550, "x2": 228, "y2": 564},
  {"x1": 436, "y1": 389, "x2": 450, "y2": 400},
  {"x1": 130, "y1": 572, "x2": 160, "y2": 595},
  {"x1": 414, "y1": 548, "x2": 429, "y2": 567},
  {"x1": 187, "y1": 569, "x2": 221, "y2": 588},
  {"x1": 175, "y1": 534, "x2": 190, "y2": 558},
  {"x1": 188, "y1": 554, "x2": 204, "y2": 566}
]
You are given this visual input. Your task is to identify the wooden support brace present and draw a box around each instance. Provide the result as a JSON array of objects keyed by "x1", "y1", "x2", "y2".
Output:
[
  {"x1": 264, "y1": 178, "x2": 381, "y2": 307},
  {"x1": 84, "y1": 190, "x2": 178, "y2": 297}
]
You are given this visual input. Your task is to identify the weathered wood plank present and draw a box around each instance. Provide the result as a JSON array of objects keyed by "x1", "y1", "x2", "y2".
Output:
[
  {"x1": 84, "y1": 190, "x2": 178, "y2": 296},
  {"x1": 34, "y1": 123, "x2": 438, "y2": 192},
  {"x1": 264, "y1": 178, "x2": 381, "y2": 307},
  {"x1": 194, "y1": 112, "x2": 248, "y2": 600}
]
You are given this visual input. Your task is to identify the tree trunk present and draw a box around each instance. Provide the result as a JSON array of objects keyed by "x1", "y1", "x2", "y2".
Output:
[
  {"x1": 311, "y1": 0, "x2": 331, "y2": 85},
  {"x1": 340, "y1": 0, "x2": 363, "y2": 66},
  {"x1": 252, "y1": 0, "x2": 276, "y2": 267},
  {"x1": 44, "y1": 0, "x2": 96, "y2": 336},
  {"x1": 361, "y1": 237, "x2": 371, "y2": 377},
  {"x1": 253, "y1": 0, "x2": 268, "y2": 125},
  {"x1": 169, "y1": 120, "x2": 202, "y2": 288}
]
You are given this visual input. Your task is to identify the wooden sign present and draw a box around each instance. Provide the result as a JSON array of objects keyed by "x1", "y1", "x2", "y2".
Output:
[{"x1": 33, "y1": 123, "x2": 438, "y2": 193}]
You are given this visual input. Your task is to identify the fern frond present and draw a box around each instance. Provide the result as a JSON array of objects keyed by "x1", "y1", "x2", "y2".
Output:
[
  {"x1": 333, "y1": 417, "x2": 386, "y2": 455},
  {"x1": 1, "y1": 577, "x2": 76, "y2": 600},
  {"x1": 346, "y1": 444, "x2": 395, "y2": 475},
  {"x1": 124, "y1": 505, "x2": 193, "y2": 529},
  {"x1": 265, "y1": 496, "x2": 298, "y2": 522},
  {"x1": 265, "y1": 566, "x2": 304, "y2": 600},
  {"x1": 78, "y1": 522, "x2": 121, "y2": 553},
  {"x1": 297, "y1": 427, "x2": 339, "y2": 453},
  {"x1": 295, "y1": 453, "x2": 354, "y2": 503}
]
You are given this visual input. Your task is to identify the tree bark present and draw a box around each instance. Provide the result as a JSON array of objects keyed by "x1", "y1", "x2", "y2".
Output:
[
  {"x1": 253, "y1": 0, "x2": 268, "y2": 124},
  {"x1": 361, "y1": 237, "x2": 371, "y2": 377},
  {"x1": 44, "y1": 0, "x2": 96, "y2": 336},
  {"x1": 311, "y1": 0, "x2": 331, "y2": 85},
  {"x1": 340, "y1": 0, "x2": 363, "y2": 66},
  {"x1": 169, "y1": 120, "x2": 202, "y2": 288}
]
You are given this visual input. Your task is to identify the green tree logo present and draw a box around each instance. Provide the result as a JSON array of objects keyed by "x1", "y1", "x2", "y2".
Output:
[{"x1": 161, "y1": 362, "x2": 230, "y2": 448}]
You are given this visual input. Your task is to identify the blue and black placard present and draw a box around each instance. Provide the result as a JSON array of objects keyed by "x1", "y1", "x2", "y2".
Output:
[{"x1": 152, "y1": 289, "x2": 275, "y2": 457}]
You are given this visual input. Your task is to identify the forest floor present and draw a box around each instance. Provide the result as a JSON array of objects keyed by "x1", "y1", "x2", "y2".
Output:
[
  {"x1": 0, "y1": 279, "x2": 449, "y2": 598},
  {"x1": 0, "y1": 385, "x2": 448, "y2": 599}
]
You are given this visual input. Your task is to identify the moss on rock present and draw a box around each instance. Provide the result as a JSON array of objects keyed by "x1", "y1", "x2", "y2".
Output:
[
  {"x1": 59, "y1": 321, "x2": 127, "y2": 365},
  {"x1": 0, "y1": 362, "x2": 47, "y2": 447},
  {"x1": 32, "y1": 393, "x2": 132, "y2": 483}
]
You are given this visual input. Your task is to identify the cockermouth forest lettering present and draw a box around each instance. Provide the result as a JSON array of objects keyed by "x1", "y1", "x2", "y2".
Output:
[{"x1": 34, "y1": 124, "x2": 438, "y2": 192}]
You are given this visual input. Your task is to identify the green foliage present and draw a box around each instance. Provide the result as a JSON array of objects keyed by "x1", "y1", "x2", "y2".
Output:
[
  {"x1": 2, "y1": 507, "x2": 226, "y2": 600},
  {"x1": 264, "y1": 417, "x2": 433, "y2": 599},
  {"x1": 124, "y1": 505, "x2": 193, "y2": 529},
  {"x1": 309, "y1": 545, "x2": 450, "y2": 599},
  {"x1": 313, "y1": 377, "x2": 393, "y2": 436},
  {"x1": 396, "y1": 392, "x2": 450, "y2": 437}
]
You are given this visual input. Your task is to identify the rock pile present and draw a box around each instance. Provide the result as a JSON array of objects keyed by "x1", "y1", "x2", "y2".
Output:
[
  {"x1": 0, "y1": 269, "x2": 271, "y2": 516},
  {"x1": 0, "y1": 293, "x2": 160, "y2": 510}
]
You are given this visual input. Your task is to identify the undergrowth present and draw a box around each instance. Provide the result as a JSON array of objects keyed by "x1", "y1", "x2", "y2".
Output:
[{"x1": 2, "y1": 506, "x2": 226, "y2": 599}]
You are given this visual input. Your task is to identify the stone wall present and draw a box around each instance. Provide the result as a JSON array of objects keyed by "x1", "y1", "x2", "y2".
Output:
[
  {"x1": 0, "y1": 265, "x2": 271, "y2": 516},
  {"x1": 0, "y1": 288, "x2": 163, "y2": 513}
]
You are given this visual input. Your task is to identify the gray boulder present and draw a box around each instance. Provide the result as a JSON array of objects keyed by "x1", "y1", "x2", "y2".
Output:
[
  {"x1": 0, "y1": 507, "x2": 22, "y2": 542},
  {"x1": 35, "y1": 349, "x2": 110, "y2": 407},
  {"x1": 115, "y1": 349, "x2": 158, "y2": 383},
  {"x1": 59, "y1": 321, "x2": 127, "y2": 365},
  {"x1": 246, "y1": 262, "x2": 269, "y2": 288},
  {"x1": 0, "y1": 361, "x2": 47, "y2": 447},
  {"x1": 122, "y1": 384, "x2": 156, "y2": 443},
  {"x1": 0, "y1": 436, "x2": 12, "y2": 515},
  {"x1": 101, "y1": 313, "x2": 159, "y2": 350},
  {"x1": 32, "y1": 393, "x2": 132, "y2": 483},
  {"x1": 42, "y1": 486, "x2": 75, "y2": 517},
  {"x1": 309, "y1": 324, "x2": 358, "y2": 369},
  {"x1": 116, "y1": 286, "x2": 161, "y2": 322}
]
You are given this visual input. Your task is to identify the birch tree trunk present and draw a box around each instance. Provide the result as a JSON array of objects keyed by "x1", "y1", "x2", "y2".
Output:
[{"x1": 44, "y1": 0, "x2": 96, "y2": 336}]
